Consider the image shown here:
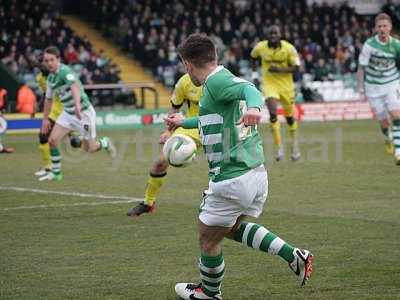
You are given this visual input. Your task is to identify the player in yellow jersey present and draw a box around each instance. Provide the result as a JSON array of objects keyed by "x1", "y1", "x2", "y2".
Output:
[
  {"x1": 251, "y1": 25, "x2": 301, "y2": 161},
  {"x1": 34, "y1": 64, "x2": 82, "y2": 176},
  {"x1": 127, "y1": 73, "x2": 202, "y2": 217}
]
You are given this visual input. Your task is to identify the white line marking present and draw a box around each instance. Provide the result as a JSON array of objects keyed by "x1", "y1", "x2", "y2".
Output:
[
  {"x1": 0, "y1": 186, "x2": 143, "y2": 211},
  {"x1": 1, "y1": 200, "x2": 140, "y2": 211}
]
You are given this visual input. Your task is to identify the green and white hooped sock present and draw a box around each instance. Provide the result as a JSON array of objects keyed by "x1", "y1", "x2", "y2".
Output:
[
  {"x1": 234, "y1": 222, "x2": 295, "y2": 263},
  {"x1": 99, "y1": 137, "x2": 109, "y2": 150},
  {"x1": 50, "y1": 148, "x2": 61, "y2": 175},
  {"x1": 381, "y1": 127, "x2": 391, "y2": 142},
  {"x1": 393, "y1": 119, "x2": 400, "y2": 155},
  {"x1": 199, "y1": 253, "x2": 225, "y2": 297}
]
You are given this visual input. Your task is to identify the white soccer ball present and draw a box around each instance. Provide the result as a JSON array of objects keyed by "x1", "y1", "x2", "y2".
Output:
[{"x1": 163, "y1": 134, "x2": 197, "y2": 167}]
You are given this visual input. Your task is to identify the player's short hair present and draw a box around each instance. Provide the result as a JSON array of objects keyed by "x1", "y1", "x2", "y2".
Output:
[
  {"x1": 375, "y1": 13, "x2": 392, "y2": 25},
  {"x1": 177, "y1": 33, "x2": 216, "y2": 67},
  {"x1": 44, "y1": 46, "x2": 61, "y2": 58}
]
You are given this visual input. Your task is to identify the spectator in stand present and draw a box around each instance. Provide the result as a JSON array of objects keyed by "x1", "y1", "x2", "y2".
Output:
[
  {"x1": 64, "y1": 43, "x2": 79, "y2": 64},
  {"x1": 313, "y1": 58, "x2": 331, "y2": 81},
  {"x1": 0, "y1": 0, "x2": 121, "y2": 106},
  {"x1": 77, "y1": 0, "x2": 373, "y2": 87}
]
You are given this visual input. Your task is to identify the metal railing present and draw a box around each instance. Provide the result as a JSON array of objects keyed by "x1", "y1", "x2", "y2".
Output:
[{"x1": 83, "y1": 82, "x2": 159, "y2": 109}]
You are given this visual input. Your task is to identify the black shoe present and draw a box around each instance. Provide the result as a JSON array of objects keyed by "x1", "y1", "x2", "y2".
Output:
[{"x1": 127, "y1": 201, "x2": 155, "y2": 217}]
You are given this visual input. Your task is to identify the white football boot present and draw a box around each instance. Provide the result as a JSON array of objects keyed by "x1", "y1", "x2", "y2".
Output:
[
  {"x1": 38, "y1": 172, "x2": 63, "y2": 182},
  {"x1": 289, "y1": 248, "x2": 314, "y2": 286},
  {"x1": 175, "y1": 283, "x2": 222, "y2": 300},
  {"x1": 34, "y1": 168, "x2": 50, "y2": 177},
  {"x1": 275, "y1": 145, "x2": 284, "y2": 161}
]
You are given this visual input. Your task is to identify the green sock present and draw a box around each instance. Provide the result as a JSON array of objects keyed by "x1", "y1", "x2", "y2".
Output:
[
  {"x1": 381, "y1": 127, "x2": 391, "y2": 141},
  {"x1": 393, "y1": 119, "x2": 400, "y2": 155},
  {"x1": 50, "y1": 148, "x2": 61, "y2": 175},
  {"x1": 234, "y1": 222, "x2": 295, "y2": 263},
  {"x1": 99, "y1": 137, "x2": 109, "y2": 150},
  {"x1": 199, "y1": 252, "x2": 225, "y2": 297}
]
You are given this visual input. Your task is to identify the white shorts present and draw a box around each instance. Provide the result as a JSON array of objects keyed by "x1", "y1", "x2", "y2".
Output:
[
  {"x1": 56, "y1": 106, "x2": 96, "y2": 140},
  {"x1": 199, "y1": 165, "x2": 268, "y2": 227},
  {"x1": 367, "y1": 87, "x2": 400, "y2": 120}
]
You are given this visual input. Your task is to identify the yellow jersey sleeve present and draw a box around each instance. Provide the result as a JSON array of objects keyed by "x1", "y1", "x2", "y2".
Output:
[
  {"x1": 36, "y1": 73, "x2": 47, "y2": 93},
  {"x1": 250, "y1": 41, "x2": 264, "y2": 59},
  {"x1": 170, "y1": 74, "x2": 202, "y2": 118},
  {"x1": 285, "y1": 42, "x2": 301, "y2": 67},
  {"x1": 36, "y1": 72, "x2": 64, "y2": 120},
  {"x1": 171, "y1": 74, "x2": 189, "y2": 108}
]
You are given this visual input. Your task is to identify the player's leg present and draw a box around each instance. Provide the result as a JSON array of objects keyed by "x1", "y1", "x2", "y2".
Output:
[
  {"x1": 39, "y1": 122, "x2": 70, "y2": 181},
  {"x1": 0, "y1": 135, "x2": 14, "y2": 153},
  {"x1": 263, "y1": 85, "x2": 283, "y2": 161},
  {"x1": 281, "y1": 92, "x2": 300, "y2": 161},
  {"x1": 266, "y1": 98, "x2": 284, "y2": 161},
  {"x1": 0, "y1": 114, "x2": 14, "y2": 153},
  {"x1": 386, "y1": 91, "x2": 400, "y2": 164},
  {"x1": 223, "y1": 166, "x2": 313, "y2": 286},
  {"x1": 378, "y1": 118, "x2": 393, "y2": 154},
  {"x1": 127, "y1": 155, "x2": 168, "y2": 217},
  {"x1": 367, "y1": 95, "x2": 393, "y2": 154},
  {"x1": 78, "y1": 106, "x2": 116, "y2": 156},
  {"x1": 127, "y1": 128, "x2": 200, "y2": 217},
  {"x1": 175, "y1": 219, "x2": 228, "y2": 300},
  {"x1": 391, "y1": 113, "x2": 400, "y2": 164},
  {"x1": 35, "y1": 119, "x2": 55, "y2": 176}
]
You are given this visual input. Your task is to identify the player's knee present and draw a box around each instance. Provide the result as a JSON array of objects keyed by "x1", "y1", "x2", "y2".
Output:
[
  {"x1": 38, "y1": 132, "x2": 49, "y2": 144},
  {"x1": 270, "y1": 114, "x2": 278, "y2": 123},
  {"x1": 286, "y1": 116, "x2": 295, "y2": 126},
  {"x1": 48, "y1": 136, "x2": 58, "y2": 148}
]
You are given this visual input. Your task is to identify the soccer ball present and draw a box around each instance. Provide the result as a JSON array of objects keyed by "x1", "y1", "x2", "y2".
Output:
[{"x1": 163, "y1": 134, "x2": 196, "y2": 167}]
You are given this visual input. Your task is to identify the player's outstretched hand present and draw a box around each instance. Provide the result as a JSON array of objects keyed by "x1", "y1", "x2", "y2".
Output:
[
  {"x1": 238, "y1": 108, "x2": 261, "y2": 126},
  {"x1": 159, "y1": 130, "x2": 172, "y2": 144},
  {"x1": 164, "y1": 113, "x2": 184, "y2": 131}
]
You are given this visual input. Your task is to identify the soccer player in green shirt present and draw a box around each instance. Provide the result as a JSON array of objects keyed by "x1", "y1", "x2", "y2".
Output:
[
  {"x1": 357, "y1": 13, "x2": 400, "y2": 164},
  {"x1": 39, "y1": 46, "x2": 116, "y2": 181},
  {"x1": 165, "y1": 34, "x2": 313, "y2": 300}
]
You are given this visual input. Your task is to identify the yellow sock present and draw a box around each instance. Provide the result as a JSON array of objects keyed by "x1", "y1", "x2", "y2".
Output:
[
  {"x1": 270, "y1": 121, "x2": 282, "y2": 146},
  {"x1": 39, "y1": 143, "x2": 51, "y2": 169},
  {"x1": 144, "y1": 173, "x2": 167, "y2": 206}
]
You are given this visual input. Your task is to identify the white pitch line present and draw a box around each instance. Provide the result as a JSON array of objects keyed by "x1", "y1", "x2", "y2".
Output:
[
  {"x1": 0, "y1": 186, "x2": 143, "y2": 211},
  {"x1": 1, "y1": 200, "x2": 140, "y2": 211}
]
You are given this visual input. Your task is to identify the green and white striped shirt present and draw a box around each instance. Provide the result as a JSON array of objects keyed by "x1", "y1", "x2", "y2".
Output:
[
  {"x1": 184, "y1": 66, "x2": 264, "y2": 182},
  {"x1": 359, "y1": 36, "x2": 400, "y2": 90},
  {"x1": 46, "y1": 64, "x2": 90, "y2": 115}
]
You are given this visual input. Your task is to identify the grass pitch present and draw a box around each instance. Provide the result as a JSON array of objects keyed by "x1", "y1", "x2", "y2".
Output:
[{"x1": 1, "y1": 120, "x2": 399, "y2": 300}]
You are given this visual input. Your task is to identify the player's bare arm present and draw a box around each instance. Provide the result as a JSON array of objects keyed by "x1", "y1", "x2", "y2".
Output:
[
  {"x1": 159, "y1": 107, "x2": 181, "y2": 143},
  {"x1": 164, "y1": 113, "x2": 184, "y2": 131},
  {"x1": 41, "y1": 98, "x2": 53, "y2": 134},
  {"x1": 356, "y1": 65, "x2": 366, "y2": 98},
  {"x1": 71, "y1": 82, "x2": 82, "y2": 120}
]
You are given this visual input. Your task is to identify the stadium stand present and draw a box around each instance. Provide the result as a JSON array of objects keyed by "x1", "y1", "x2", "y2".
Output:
[
  {"x1": 78, "y1": 0, "x2": 388, "y2": 102},
  {"x1": 0, "y1": 0, "x2": 123, "y2": 107},
  {"x1": 0, "y1": 0, "x2": 394, "y2": 105}
]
